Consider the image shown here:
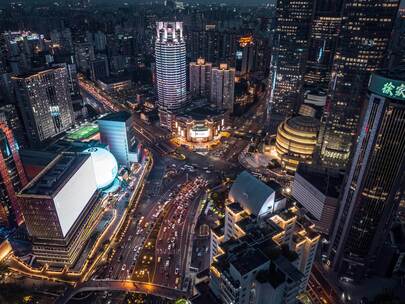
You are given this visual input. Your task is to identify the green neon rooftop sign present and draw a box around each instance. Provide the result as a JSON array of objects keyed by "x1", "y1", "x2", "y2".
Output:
[{"x1": 368, "y1": 74, "x2": 405, "y2": 101}]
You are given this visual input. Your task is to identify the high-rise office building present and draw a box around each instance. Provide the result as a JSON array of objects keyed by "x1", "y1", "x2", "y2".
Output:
[
  {"x1": 12, "y1": 66, "x2": 74, "y2": 147},
  {"x1": 90, "y1": 55, "x2": 110, "y2": 81},
  {"x1": 292, "y1": 164, "x2": 343, "y2": 236},
  {"x1": 189, "y1": 58, "x2": 212, "y2": 98},
  {"x1": 319, "y1": 0, "x2": 399, "y2": 169},
  {"x1": 0, "y1": 34, "x2": 7, "y2": 73},
  {"x1": 235, "y1": 35, "x2": 255, "y2": 78},
  {"x1": 74, "y1": 42, "x2": 95, "y2": 73},
  {"x1": 304, "y1": 0, "x2": 343, "y2": 88},
  {"x1": 388, "y1": 11, "x2": 405, "y2": 70},
  {"x1": 0, "y1": 122, "x2": 27, "y2": 227},
  {"x1": 155, "y1": 22, "x2": 187, "y2": 113},
  {"x1": 97, "y1": 111, "x2": 138, "y2": 167},
  {"x1": 93, "y1": 31, "x2": 107, "y2": 52},
  {"x1": 18, "y1": 152, "x2": 100, "y2": 267},
  {"x1": 211, "y1": 63, "x2": 235, "y2": 113},
  {"x1": 53, "y1": 61, "x2": 80, "y2": 97},
  {"x1": 267, "y1": 0, "x2": 315, "y2": 132},
  {"x1": 187, "y1": 29, "x2": 239, "y2": 66},
  {"x1": 328, "y1": 70, "x2": 405, "y2": 281},
  {"x1": 0, "y1": 103, "x2": 26, "y2": 148},
  {"x1": 50, "y1": 28, "x2": 74, "y2": 54}
]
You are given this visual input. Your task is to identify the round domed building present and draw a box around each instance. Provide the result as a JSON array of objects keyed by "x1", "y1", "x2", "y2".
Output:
[
  {"x1": 83, "y1": 147, "x2": 118, "y2": 189},
  {"x1": 275, "y1": 116, "x2": 320, "y2": 173}
]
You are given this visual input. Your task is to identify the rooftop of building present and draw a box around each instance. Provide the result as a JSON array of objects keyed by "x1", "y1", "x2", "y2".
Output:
[
  {"x1": 274, "y1": 206, "x2": 320, "y2": 243},
  {"x1": 256, "y1": 264, "x2": 286, "y2": 288},
  {"x1": 297, "y1": 213, "x2": 315, "y2": 230},
  {"x1": 295, "y1": 163, "x2": 344, "y2": 198},
  {"x1": 214, "y1": 230, "x2": 299, "y2": 280},
  {"x1": 285, "y1": 115, "x2": 320, "y2": 133},
  {"x1": 20, "y1": 140, "x2": 107, "y2": 167},
  {"x1": 192, "y1": 281, "x2": 222, "y2": 304},
  {"x1": 292, "y1": 233, "x2": 306, "y2": 245},
  {"x1": 391, "y1": 223, "x2": 405, "y2": 249},
  {"x1": 236, "y1": 216, "x2": 256, "y2": 233},
  {"x1": 177, "y1": 104, "x2": 226, "y2": 121},
  {"x1": 305, "y1": 228, "x2": 319, "y2": 241},
  {"x1": 20, "y1": 152, "x2": 89, "y2": 197},
  {"x1": 214, "y1": 239, "x2": 268, "y2": 276},
  {"x1": 212, "y1": 219, "x2": 225, "y2": 237},
  {"x1": 97, "y1": 75, "x2": 131, "y2": 85},
  {"x1": 11, "y1": 66, "x2": 63, "y2": 79},
  {"x1": 277, "y1": 207, "x2": 297, "y2": 222},
  {"x1": 229, "y1": 171, "x2": 275, "y2": 216},
  {"x1": 227, "y1": 202, "x2": 244, "y2": 214},
  {"x1": 238, "y1": 217, "x2": 282, "y2": 246},
  {"x1": 303, "y1": 85, "x2": 327, "y2": 97},
  {"x1": 231, "y1": 248, "x2": 269, "y2": 275},
  {"x1": 98, "y1": 111, "x2": 131, "y2": 123},
  {"x1": 215, "y1": 213, "x2": 298, "y2": 268},
  {"x1": 274, "y1": 255, "x2": 304, "y2": 282},
  {"x1": 374, "y1": 67, "x2": 405, "y2": 81}
]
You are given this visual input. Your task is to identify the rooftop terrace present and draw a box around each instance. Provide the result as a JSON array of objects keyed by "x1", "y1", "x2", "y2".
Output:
[{"x1": 20, "y1": 153, "x2": 90, "y2": 197}]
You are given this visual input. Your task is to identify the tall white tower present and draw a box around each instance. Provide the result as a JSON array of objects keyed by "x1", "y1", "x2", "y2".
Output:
[{"x1": 155, "y1": 22, "x2": 187, "y2": 113}]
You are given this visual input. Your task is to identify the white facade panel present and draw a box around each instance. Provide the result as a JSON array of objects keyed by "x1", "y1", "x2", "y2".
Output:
[{"x1": 53, "y1": 157, "x2": 97, "y2": 236}]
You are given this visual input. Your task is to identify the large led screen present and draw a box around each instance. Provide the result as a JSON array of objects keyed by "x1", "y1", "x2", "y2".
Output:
[{"x1": 53, "y1": 157, "x2": 97, "y2": 236}]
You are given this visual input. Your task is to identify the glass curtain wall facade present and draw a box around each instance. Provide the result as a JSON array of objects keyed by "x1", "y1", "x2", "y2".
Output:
[
  {"x1": 267, "y1": 0, "x2": 315, "y2": 132},
  {"x1": 304, "y1": 0, "x2": 343, "y2": 89},
  {"x1": 0, "y1": 122, "x2": 28, "y2": 226},
  {"x1": 328, "y1": 71, "x2": 405, "y2": 281},
  {"x1": 319, "y1": 0, "x2": 399, "y2": 169}
]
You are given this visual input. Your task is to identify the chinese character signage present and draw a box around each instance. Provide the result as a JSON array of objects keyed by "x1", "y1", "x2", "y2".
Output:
[{"x1": 369, "y1": 74, "x2": 405, "y2": 101}]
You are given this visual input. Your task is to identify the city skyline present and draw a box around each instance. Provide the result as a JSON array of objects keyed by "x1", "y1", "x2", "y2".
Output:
[{"x1": 0, "y1": 1, "x2": 404, "y2": 303}]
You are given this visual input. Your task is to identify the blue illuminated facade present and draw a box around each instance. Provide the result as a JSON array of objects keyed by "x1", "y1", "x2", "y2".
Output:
[{"x1": 97, "y1": 111, "x2": 138, "y2": 167}]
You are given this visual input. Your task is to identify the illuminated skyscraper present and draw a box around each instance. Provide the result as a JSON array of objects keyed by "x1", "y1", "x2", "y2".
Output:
[
  {"x1": 319, "y1": 0, "x2": 399, "y2": 168},
  {"x1": 12, "y1": 66, "x2": 74, "y2": 147},
  {"x1": 189, "y1": 58, "x2": 212, "y2": 98},
  {"x1": 329, "y1": 70, "x2": 405, "y2": 281},
  {"x1": 187, "y1": 29, "x2": 239, "y2": 66},
  {"x1": 211, "y1": 64, "x2": 235, "y2": 113},
  {"x1": 0, "y1": 122, "x2": 27, "y2": 227},
  {"x1": 0, "y1": 103, "x2": 26, "y2": 148},
  {"x1": 304, "y1": 0, "x2": 343, "y2": 88},
  {"x1": 267, "y1": 0, "x2": 315, "y2": 132},
  {"x1": 235, "y1": 35, "x2": 255, "y2": 78},
  {"x1": 155, "y1": 22, "x2": 187, "y2": 112}
]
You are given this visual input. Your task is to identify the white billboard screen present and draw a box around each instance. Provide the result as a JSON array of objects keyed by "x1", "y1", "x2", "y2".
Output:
[
  {"x1": 190, "y1": 129, "x2": 210, "y2": 138},
  {"x1": 53, "y1": 157, "x2": 98, "y2": 236}
]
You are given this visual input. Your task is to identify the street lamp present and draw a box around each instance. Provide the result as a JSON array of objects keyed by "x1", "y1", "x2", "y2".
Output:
[{"x1": 144, "y1": 269, "x2": 151, "y2": 282}]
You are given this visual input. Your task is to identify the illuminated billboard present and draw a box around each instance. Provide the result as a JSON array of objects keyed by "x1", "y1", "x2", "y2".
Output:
[
  {"x1": 368, "y1": 73, "x2": 405, "y2": 101},
  {"x1": 53, "y1": 156, "x2": 97, "y2": 236},
  {"x1": 190, "y1": 129, "x2": 210, "y2": 138}
]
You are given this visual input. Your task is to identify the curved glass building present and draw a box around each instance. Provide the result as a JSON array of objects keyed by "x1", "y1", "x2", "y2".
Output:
[
  {"x1": 155, "y1": 22, "x2": 187, "y2": 113},
  {"x1": 275, "y1": 116, "x2": 320, "y2": 172}
]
